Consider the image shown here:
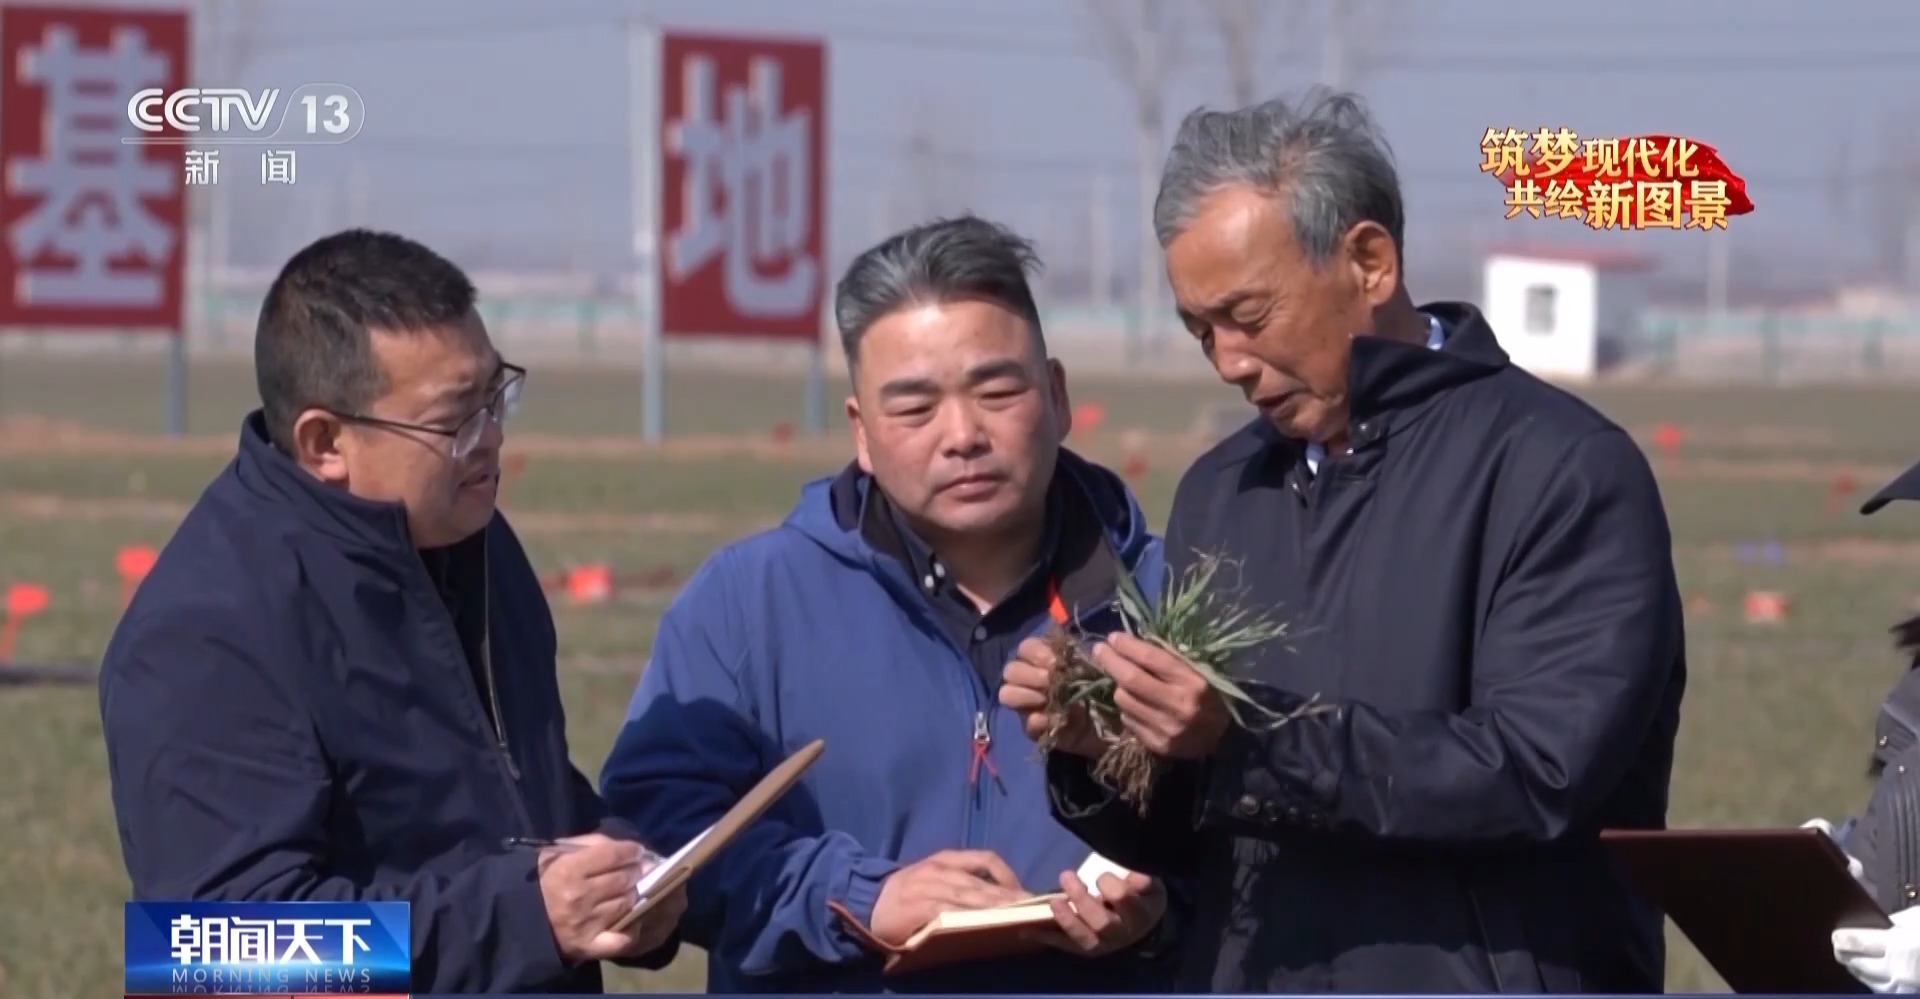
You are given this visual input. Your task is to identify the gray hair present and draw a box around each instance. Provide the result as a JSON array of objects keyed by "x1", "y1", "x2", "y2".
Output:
[
  {"x1": 1153, "y1": 88, "x2": 1405, "y2": 264},
  {"x1": 833, "y1": 214, "x2": 1045, "y2": 366}
]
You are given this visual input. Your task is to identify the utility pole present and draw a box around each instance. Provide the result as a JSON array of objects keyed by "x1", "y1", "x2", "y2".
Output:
[
  {"x1": 626, "y1": 16, "x2": 665, "y2": 445},
  {"x1": 1706, "y1": 230, "x2": 1730, "y2": 314}
]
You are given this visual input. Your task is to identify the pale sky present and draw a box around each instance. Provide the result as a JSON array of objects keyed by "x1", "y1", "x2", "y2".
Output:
[{"x1": 180, "y1": 0, "x2": 1920, "y2": 300}]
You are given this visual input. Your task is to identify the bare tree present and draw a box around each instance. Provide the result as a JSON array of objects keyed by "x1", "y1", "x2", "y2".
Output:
[
  {"x1": 1318, "y1": 0, "x2": 1400, "y2": 91},
  {"x1": 1864, "y1": 112, "x2": 1920, "y2": 290},
  {"x1": 1206, "y1": 0, "x2": 1265, "y2": 106},
  {"x1": 192, "y1": 0, "x2": 261, "y2": 343},
  {"x1": 1085, "y1": 0, "x2": 1184, "y2": 363},
  {"x1": 1206, "y1": 0, "x2": 1310, "y2": 106},
  {"x1": 1825, "y1": 127, "x2": 1854, "y2": 285},
  {"x1": 899, "y1": 96, "x2": 979, "y2": 224}
]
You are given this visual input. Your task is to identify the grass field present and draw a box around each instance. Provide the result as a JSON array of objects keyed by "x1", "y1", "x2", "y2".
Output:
[{"x1": 6, "y1": 353, "x2": 1920, "y2": 995}]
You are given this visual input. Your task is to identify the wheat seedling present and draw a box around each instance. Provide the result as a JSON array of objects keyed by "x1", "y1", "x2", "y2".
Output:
[{"x1": 1041, "y1": 552, "x2": 1327, "y2": 812}]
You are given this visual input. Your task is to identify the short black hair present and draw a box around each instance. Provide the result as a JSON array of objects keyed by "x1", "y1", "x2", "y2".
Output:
[
  {"x1": 833, "y1": 215, "x2": 1045, "y2": 366},
  {"x1": 254, "y1": 228, "x2": 478, "y2": 452}
]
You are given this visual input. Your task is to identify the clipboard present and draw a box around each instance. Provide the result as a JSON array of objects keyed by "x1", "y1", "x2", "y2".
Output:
[
  {"x1": 1601, "y1": 826, "x2": 1892, "y2": 994},
  {"x1": 609, "y1": 738, "x2": 825, "y2": 933}
]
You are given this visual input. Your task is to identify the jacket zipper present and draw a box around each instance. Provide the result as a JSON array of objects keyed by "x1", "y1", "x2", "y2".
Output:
[
  {"x1": 476, "y1": 546, "x2": 521, "y2": 781},
  {"x1": 967, "y1": 708, "x2": 998, "y2": 847},
  {"x1": 417, "y1": 542, "x2": 534, "y2": 835},
  {"x1": 480, "y1": 633, "x2": 520, "y2": 781},
  {"x1": 928, "y1": 581, "x2": 1124, "y2": 850},
  {"x1": 958, "y1": 665, "x2": 990, "y2": 849}
]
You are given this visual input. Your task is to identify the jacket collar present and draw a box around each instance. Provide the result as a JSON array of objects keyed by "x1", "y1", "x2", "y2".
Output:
[
  {"x1": 823, "y1": 449, "x2": 1136, "y2": 621},
  {"x1": 870, "y1": 474, "x2": 1067, "y2": 597},
  {"x1": 1347, "y1": 301, "x2": 1510, "y2": 425},
  {"x1": 231, "y1": 408, "x2": 434, "y2": 557}
]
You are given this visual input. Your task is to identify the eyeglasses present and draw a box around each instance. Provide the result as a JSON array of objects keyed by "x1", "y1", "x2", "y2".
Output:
[{"x1": 338, "y1": 362, "x2": 526, "y2": 461}]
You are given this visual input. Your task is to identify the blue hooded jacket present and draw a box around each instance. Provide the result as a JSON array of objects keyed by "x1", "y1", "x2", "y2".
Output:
[{"x1": 599, "y1": 450, "x2": 1182, "y2": 993}]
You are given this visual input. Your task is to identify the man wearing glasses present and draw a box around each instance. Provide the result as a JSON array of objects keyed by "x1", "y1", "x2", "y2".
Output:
[{"x1": 98, "y1": 229, "x2": 685, "y2": 994}]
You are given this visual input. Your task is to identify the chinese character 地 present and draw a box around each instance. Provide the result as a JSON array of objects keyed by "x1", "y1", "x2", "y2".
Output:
[
  {"x1": 168, "y1": 914, "x2": 374, "y2": 965},
  {"x1": 666, "y1": 53, "x2": 819, "y2": 319},
  {"x1": 185, "y1": 149, "x2": 218, "y2": 185},
  {"x1": 6, "y1": 23, "x2": 176, "y2": 308},
  {"x1": 261, "y1": 149, "x2": 296, "y2": 185}
]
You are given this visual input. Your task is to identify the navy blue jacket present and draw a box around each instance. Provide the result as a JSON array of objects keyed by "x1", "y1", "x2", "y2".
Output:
[
  {"x1": 98, "y1": 411, "x2": 677, "y2": 994},
  {"x1": 599, "y1": 452, "x2": 1186, "y2": 993},
  {"x1": 1050, "y1": 303, "x2": 1685, "y2": 993}
]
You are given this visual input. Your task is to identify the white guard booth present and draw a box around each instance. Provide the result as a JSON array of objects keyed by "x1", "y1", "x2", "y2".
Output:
[{"x1": 1479, "y1": 244, "x2": 1653, "y2": 383}]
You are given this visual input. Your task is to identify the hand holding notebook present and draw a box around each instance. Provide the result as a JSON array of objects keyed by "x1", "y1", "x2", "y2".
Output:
[
  {"x1": 832, "y1": 852, "x2": 1161, "y2": 975},
  {"x1": 1019, "y1": 855, "x2": 1165, "y2": 958},
  {"x1": 866, "y1": 849, "x2": 1034, "y2": 945}
]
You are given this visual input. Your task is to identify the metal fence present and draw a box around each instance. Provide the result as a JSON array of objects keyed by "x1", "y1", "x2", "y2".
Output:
[{"x1": 11, "y1": 294, "x2": 1920, "y2": 384}]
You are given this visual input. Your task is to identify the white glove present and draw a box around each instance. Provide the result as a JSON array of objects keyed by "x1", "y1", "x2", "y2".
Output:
[
  {"x1": 1803, "y1": 817, "x2": 1869, "y2": 885},
  {"x1": 1806, "y1": 817, "x2": 1919, "y2": 992},
  {"x1": 1836, "y1": 907, "x2": 1920, "y2": 993}
]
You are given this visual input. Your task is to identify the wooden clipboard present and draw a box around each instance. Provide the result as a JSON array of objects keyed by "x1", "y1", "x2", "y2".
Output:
[
  {"x1": 609, "y1": 738, "x2": 825, "y2": 932},
  {"x1": 1602, "y1": 826, "x2": 1891, "y2": 994}
]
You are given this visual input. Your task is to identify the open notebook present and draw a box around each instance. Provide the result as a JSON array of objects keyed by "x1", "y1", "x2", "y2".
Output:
[
  {"x1": 898, "y1": 853, "x2": 1135, "y2": 944},
  {"x1": 833, "y1": 852, "x2": 1140, "y2": 976},
  {"x1": 609, "y1": 738, "x2": 825, "y2": 933}
]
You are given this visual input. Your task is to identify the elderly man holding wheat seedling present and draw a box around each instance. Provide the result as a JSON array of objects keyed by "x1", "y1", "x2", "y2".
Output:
[{"x1": 1000, "y1": 89, "x2": 1689, "y2": 994}]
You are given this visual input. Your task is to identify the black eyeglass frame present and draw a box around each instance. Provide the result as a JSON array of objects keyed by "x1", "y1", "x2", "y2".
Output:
[{"x1": 334, "y1": 361, "x2": 527, "y2": 461}]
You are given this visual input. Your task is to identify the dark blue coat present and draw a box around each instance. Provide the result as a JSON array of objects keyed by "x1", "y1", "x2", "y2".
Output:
[
  {"x1": 599, "y1": 452, "x2": 1187, "y2": 993},
  {"x1": 99, "y1": 411, "x2": 676, "y2": 994},
  {"x1": 1049, "y1": 303, "x2": 1686, "y2": 993}
]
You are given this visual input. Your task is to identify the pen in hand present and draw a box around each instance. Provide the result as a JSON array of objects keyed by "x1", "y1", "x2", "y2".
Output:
[
  {"x1": 502, "y1": 836, "x2": 586, "y2": 852},
  {"x1": 502, "y1": 835, "x2": 668, "y2": 869}
]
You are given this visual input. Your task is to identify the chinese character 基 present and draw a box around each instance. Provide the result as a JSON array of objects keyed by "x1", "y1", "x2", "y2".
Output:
[
  {"x1": 261, "y1": 149, "x2": 296, "y2": 184},
  {"x1": 7, "y1": 23, "x2": 175, "y2": 307},
  {"x1": 666, "y1": 53, "x2": 819, "y2": 319}
]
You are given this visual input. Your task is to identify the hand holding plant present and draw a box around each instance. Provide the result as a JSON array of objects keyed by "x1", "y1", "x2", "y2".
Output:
[{"x1": 1023, "y1": 553, "x2": 1331, "y2": 813}]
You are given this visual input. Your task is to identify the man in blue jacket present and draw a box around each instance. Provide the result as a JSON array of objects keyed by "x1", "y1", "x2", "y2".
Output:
[
  {"x1": 98, "y1": 229, "x2": 684, "y2": 994},
  {"x1": 600, "y1": 215, "x2": 1184, "y2": 993}
]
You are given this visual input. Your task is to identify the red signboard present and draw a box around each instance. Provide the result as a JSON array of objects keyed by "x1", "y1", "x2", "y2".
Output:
[
  {"x1": 659, "y1": 30, "x2": 826, "y2": 341},
  {"x1": 0, "y1": 4, "x2": 188, "y2": 331}
]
